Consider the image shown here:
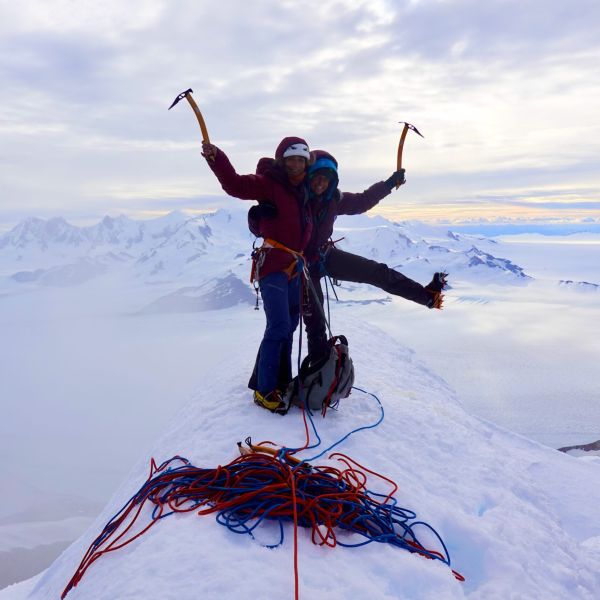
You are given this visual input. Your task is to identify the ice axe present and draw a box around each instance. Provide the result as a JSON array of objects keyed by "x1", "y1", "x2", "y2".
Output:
[
  {"x1": 168, "y1": 88, "x2": 211, "y2": 146},
  {"x1": 396, "y1": 121, "x2": 424, "y2": 189}
]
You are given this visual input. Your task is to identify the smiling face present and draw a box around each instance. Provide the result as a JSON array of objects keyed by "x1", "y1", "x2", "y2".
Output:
[
  {"x1": 283, "y1": 155, "x2": 307, "y2": 177},
  {"x1": 310, "y1": 173, "x2": 330, "y2": 196}
]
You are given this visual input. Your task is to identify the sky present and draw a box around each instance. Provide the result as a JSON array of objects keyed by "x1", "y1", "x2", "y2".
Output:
[{"x1": 1, "y1": 0, "x2": 600, "y2": 231}]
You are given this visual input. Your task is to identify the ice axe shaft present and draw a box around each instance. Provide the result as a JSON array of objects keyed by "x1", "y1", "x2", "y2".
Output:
[
  {"x1": 396, "y1": 121, "x2": 424, "y2": 189},
  {"x1": 169, "y1": 88, "x2": 211, "y2": 144}
]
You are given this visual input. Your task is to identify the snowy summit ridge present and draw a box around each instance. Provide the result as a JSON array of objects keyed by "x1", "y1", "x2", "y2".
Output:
[{"x1": 4, "y1": 320, "x2": 600, "y2": 599}]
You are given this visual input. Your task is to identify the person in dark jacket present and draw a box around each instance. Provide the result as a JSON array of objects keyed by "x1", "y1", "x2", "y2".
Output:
[
  {"x1": 202, "y1": 137, "x2": 313, "y2": 414},
  {"x1": 304, "y1": 150, "x2": 447, "y2": 361}
]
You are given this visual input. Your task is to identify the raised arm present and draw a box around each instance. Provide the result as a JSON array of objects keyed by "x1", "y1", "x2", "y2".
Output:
[
  {"x1": 202, "y1": 142, "x2": 271, "y2": 201},
  {"x1": 337, "y1": 169, "x2": 405, "y2": 215}
]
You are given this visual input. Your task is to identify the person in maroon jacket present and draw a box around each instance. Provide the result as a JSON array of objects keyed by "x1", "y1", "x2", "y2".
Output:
[
  {"x1": 304, "y1": 150, "x2": 447, "y2": 361},
  {"x1": 202, "y1": 137, "x2": 313, "y2": 414}
]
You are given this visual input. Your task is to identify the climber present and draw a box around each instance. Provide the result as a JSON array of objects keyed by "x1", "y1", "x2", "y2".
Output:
[
  {"x1": 202, "y1": 137, "x2": 312, "y2": 414},
  {"x1": 303, "y1": 150, "x2": 447, "y2": 360}
]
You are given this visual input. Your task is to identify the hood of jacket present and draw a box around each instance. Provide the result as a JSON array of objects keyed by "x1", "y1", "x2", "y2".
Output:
[
  {"x1": 308, "y1": 149, "x2": 339, "y2": 203},
  {"x1": 274, "y1": 136, "x2": 310, "y2": 161},
  {"x1": 310, "y1": 149, "x2": 338, "y2": 169}
]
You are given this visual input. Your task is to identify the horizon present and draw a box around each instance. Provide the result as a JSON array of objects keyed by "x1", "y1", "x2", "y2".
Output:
[{"x1": 2, "y1": 202, "x2": 600, "y2": 238}]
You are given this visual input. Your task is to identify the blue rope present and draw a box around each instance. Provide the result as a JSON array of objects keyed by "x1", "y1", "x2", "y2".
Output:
[
  {"x1": 97, "y1": 393, "x2": 445, "y2": 566},
  {"x1": 71, "y1": 451, "x2": 454, "y2": 599},
  {"x1": 64, "y1": 374, "x2": 462, "y2": 600},
  {"x1": 300, "y1": 386, "x2": 385, "y2": 463}
]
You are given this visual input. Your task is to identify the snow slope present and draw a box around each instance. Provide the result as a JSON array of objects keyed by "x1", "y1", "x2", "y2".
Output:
[
  {"x1": 3, "y1": 318, "x2": 600, "y2": 600},
  {"x1": 2, "y1": 210, "x2": 599, "y2": 598}
]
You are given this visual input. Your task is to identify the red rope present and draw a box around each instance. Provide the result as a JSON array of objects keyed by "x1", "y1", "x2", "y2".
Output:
[
  {"x1": 63, "y1": 439, "x2": 463, "y2": 599},
  {"x1": 288, "y1": 462, "x2": 300, "y2": 600}
]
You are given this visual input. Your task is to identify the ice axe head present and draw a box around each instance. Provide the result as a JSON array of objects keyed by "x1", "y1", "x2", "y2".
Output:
[
  {"x1": 168, "y1": 87, "x2": 211, "y2": 145},
  {"x1": 168, "y1": 88, "x2": 194, "y2": 110},
  {"x1": 398, "y1": 121, "x2": 424, "y2": 139}
]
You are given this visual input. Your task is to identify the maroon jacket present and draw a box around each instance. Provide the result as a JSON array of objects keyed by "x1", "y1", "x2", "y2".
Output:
[
  {"x1": 206, "y1": 140, "x2": 312, "y2": 279},
  {"x1": 305, "y1": 150, "x2": 390, "y2": 263}
]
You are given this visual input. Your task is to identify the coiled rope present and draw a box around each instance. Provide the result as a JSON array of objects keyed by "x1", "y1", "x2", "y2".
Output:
[{"x1": 62, "y1": 389, "x2": 463, "y2": 599}]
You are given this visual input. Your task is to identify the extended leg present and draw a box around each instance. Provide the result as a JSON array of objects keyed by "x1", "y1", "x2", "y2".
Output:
[{"x1": 325, "y1": 246, "x2": 432, "y2": 306}]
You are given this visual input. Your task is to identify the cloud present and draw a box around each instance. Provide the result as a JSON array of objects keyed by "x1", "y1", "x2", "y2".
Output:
[
  {"x1": 1, "y1": 0, "x2": 599, "y2": 226},
  {"x1": 390, "y1": 0, "x2": 600, "y2": 62}
]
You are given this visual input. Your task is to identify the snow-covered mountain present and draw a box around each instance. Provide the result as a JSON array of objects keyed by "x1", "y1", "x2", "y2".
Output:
[
  {"x1": 560, "y1": 440, "x2": 600, "y2": 456},
  {"x1": 333, "y1": 214, "x2": 529, "y2": 285},
  {"x1": 3, "y1": 319, "x2": 599, "y2": 600},
  {"x1": 0, "y1": 211, "x2": 249, "y2": 274},
  {"x1": 558, "y1": 279, "x2": 599, "y2": 292},
  {"x1": 0, "y1": 209, "x2": 531, "y2": 314},
  {"x1": 0, "y1": 212, "x2": 193, "y2": 255}
]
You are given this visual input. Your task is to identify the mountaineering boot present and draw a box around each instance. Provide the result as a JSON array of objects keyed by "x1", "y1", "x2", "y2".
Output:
[
  {"x1": 425, "y1": 272, "x2": 448, "y2": 309},
  {"x1": 253, "y1": 390, "x2": 289, "y2": 415}
]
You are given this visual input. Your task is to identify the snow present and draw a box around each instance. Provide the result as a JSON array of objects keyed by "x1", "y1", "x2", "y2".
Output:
[
  {"x1": 1, "y1": 211, "x2": 600, "y2": 598},
  {"x1": 3, "y1": 318, "x2": 600, "y2": 599}
]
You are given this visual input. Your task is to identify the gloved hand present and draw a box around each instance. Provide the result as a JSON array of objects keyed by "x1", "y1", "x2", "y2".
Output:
[
  {"x1": 425, "y1": 272, "x2": 448, "y2": 293},
  {"x1": 202, "y1": 142, "x2": 218, "y2": 161},
  {"x1": 384, "y1": 169, "x2": 406, "y2": 190},
  {"x1": 425, "y1": 272, "x2": 448, "y2": 309}
]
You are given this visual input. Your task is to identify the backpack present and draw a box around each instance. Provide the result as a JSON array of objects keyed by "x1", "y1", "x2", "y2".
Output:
[
  {"x1": 285, "y1": 335, "x2": 355, "y2": 415},
  {"x1": 248, "y1": 202, "x2": 278, "y2": 237}
]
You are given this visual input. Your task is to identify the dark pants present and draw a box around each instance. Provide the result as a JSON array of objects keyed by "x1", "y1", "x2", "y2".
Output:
[
  {"x1": 248, "y1": 272, "x2": 301, "y2": 395},
  {"x1": 303, "y1": 246, "x2": 432, "y2": 358}
]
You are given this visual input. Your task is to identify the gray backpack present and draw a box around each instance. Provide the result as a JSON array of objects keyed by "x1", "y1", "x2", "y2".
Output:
[{"x1": 285, "y1": 336, "x2": 354, "y2": 415}]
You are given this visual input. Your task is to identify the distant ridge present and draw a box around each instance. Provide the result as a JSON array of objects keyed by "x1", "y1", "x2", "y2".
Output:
[{"x1": 0, "y1": 209, "x2": 538, "y2": 313}]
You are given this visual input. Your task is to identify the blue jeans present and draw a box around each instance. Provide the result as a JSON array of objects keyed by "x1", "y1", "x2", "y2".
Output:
[{"x1": 253, "y1": 272, "x2": 301, "y2": 395}]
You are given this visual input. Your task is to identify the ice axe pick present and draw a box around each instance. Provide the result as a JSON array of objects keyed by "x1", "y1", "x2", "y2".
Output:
[
  {"x1": 169, "y1": 88, "x2": 211, "y2": 145},
  {"x1": 396, "y1": 121, "x2": 424, "y2": 189}
]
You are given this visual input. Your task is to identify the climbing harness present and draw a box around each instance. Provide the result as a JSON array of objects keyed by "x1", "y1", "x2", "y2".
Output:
[
  {"x1": 251, "y1": 237, "x2": 302, "y2": 308},
  {"x1": 250, "y1": 237, "x2": 307, "y2": 284}
]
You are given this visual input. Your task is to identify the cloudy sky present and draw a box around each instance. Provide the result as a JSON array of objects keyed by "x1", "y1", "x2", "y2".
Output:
[{"x1": 1, "y1": 0, "x2": 599, "y2": 230}]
